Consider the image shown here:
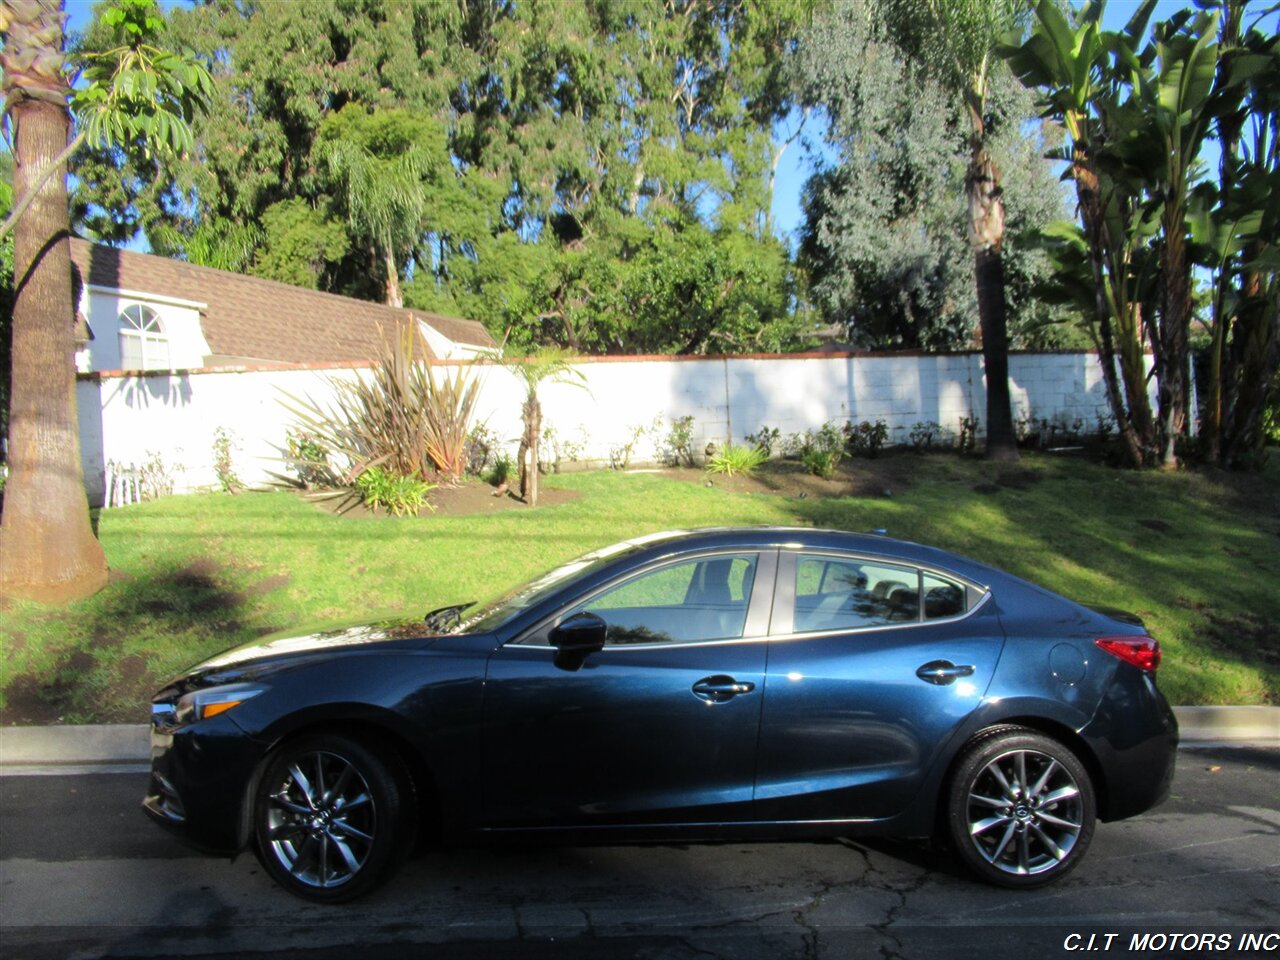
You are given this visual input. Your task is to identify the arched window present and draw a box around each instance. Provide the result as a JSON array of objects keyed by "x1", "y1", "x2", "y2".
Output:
[{"x1": 118, "y1": 304, "x2": 169, "y2": 370}]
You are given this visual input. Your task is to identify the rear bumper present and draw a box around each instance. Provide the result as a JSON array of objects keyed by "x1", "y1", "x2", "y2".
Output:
[
  {"x1": 142, "y1": 714, "x2": 268, "y2": 854},
  {"x1": 1081, "y1": 667, "x2": 1179, "y2": 821}
]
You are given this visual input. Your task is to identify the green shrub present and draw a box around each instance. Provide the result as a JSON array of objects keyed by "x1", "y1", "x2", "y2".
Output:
[
  {"x1": 355, "y1": 465, "x2": 435, "y2": 516},
  {"x1": 665, "y1": 415, "x2": 696, "y2": 466},
  {"x1": 486, "y1": 454, "x2": 515, "y2": 487},
  {"x1": 844, "y1": 419, "x2": 889, "y2": 458},
  {"x1": 1265, "y1": 382, "x2": 1280, "y2": 446},
  {"x1": 464, "y1": 423, "x2": 499, "y2": 477},
  {"x1": 285, "y1": 430, "x2": 335, "y2": 489},
  {"x1": 745, "y1": 425, "x2": 781, "y2": 458},
  {"x1": 212, "y1": 427, "x2": 242, "y2": 493},
  {"x1": 958, "y1": 415, "x2": 980, "y2": 455},
  {"x1": 706, "y1": 442, "x2": 767, "y2": 477},
  {"x1": 781, "y1": 422, "x2": 846, "y2": 460},
  {"x1": 815, "y1": 421, "x2": 845, "y2": 455},
  {"x1": 802, "y1": 447, "x2": 842, "y2": 480},
  {"x1": 909, "y1": 420, "x2": 943, "y2": 450}
]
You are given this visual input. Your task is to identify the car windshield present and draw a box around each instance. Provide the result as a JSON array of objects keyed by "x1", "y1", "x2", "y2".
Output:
[{"x1": 453, "y1": 532, "x2": 689, "y2": 634}]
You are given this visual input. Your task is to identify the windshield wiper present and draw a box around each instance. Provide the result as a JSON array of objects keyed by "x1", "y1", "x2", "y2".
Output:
[{"x1": 423, "y1": 602, "x2": 476, "y2": 633}]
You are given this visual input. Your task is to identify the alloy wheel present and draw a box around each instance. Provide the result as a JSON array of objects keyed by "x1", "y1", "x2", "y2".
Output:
[
  {"x1": 263, "y1": 750, "x2": 378, "y2": 889},
  {"x1": 964, "y1": 747, "x2": 1085, "y2": 877}
]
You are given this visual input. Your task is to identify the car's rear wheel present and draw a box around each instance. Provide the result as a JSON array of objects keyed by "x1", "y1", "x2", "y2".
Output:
[
  {"x1": 253, "y1": 734, "x2": 412, "y2": 902},
  {"x1": 946, "y1": 727, "x2": 1096, "y2": 888}
]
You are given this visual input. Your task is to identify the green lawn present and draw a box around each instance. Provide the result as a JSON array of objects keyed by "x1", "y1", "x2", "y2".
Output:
[{"x1": 1, "y1": 452, "x2": 1276, "y2": 722}]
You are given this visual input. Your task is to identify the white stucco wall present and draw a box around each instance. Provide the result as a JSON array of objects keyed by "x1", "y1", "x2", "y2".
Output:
[{"x1": 76, "y1": 351, "x2": 1131, "y2": 506}]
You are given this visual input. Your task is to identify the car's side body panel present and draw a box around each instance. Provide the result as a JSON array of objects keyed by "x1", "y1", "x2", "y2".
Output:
[
  {"x1": 754, "y1": 603, "x2": 1007, "y2": 821},
  {"x1": 480, "y1": 639, "x2": 768, "y2": 826}
]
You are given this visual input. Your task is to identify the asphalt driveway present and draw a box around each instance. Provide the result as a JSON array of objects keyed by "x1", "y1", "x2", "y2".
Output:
[{"x1": 1, "y1": 745, "x2": 1277, "y2": 960}]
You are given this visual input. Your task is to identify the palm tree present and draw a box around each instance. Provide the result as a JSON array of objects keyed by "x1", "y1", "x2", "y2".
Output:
[
  {"x1": 500, "y1": 348, "x2": 585, "y2": 508},
  {"x1": 318, "y1": 108, "x2": 434, "y2": 309},
  {"x1": 0, "y1": 0, "x2": 108, "y2": 602},
  {"x1": 884, "y1": 0, "x2": 1032, "y2": 461},
  {"x1": 1, "y1": 0, "x2": 211, "y2": 602}
]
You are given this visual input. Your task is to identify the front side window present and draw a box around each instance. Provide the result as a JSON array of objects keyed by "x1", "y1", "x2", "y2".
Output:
[
  {"x1": 118, "y1": 304, "x2": 169, "y2": 370},
  {"x1": 564, "y1": 554, "x2": 758, "y2": 646}
]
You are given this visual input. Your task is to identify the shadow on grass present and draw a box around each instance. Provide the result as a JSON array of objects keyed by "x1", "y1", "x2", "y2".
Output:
[
  {"x1": 780, "y1": 460, "x2": 1280, "y2": 703},
  {"x1": 1, "y1": 559, "x2": 278, "y2": 725}
]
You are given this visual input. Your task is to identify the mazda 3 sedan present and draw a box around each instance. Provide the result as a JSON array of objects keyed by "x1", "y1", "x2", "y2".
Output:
[{"x1": 145, "y1": 527, "x2": 1176, "y2": 901}]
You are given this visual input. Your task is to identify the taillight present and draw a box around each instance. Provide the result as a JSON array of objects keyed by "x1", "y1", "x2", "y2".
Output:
[{"x1": 1095, "y1": 636, "x2": 1161, "y2": 673}]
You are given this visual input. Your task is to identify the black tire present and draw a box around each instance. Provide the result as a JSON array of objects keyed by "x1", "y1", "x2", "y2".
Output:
[
  {"x1": 253, "y1": 734, "x2": 413, "y2": 902},
  {"x1": 946, "y1": 727, "x2": 1096, "y2": 888}
]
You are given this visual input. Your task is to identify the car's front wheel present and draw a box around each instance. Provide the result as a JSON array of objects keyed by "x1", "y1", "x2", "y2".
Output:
[
  {"x1": 946, "y1": 727, "x2": 1096, "y2": 888},
  {"x1": 253, "y1": 734, "x2": 412, "y2": 902}
]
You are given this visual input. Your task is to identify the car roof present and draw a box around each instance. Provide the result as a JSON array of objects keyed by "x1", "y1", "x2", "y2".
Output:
[{"x1": 614, "y1": 527, "x2": 996, "y2": 587}]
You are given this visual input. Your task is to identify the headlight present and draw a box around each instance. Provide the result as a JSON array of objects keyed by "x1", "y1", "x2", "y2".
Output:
[{"x1": 171, "y1": 683, "x2": 265, "y2": 726}]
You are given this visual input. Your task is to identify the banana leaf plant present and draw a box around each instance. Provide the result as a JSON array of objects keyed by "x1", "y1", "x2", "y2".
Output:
[{"x1": 999, "y1": 0, "x2": 1160, "y2": 466}]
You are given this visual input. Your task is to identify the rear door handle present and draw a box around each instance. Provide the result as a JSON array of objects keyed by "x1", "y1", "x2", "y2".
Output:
[
  {"x1": 916, "y1": 660, "x2": 975, "y2": 686},
  {"x1": 692, "y1": 675, "x2": 756, "y2": 703}
]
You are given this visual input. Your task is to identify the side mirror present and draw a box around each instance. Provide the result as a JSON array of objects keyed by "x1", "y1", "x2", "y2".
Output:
[{"x1": 549, "y1": 611, "x2": 607, "y2": 670}]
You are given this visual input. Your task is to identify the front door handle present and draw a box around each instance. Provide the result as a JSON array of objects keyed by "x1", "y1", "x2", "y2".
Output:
[
  {"x1": 916, "y1": 660, "x2": 975, "y2": 686},
  {"x1": 692, "y1": 675, "x2": 756, "y2": 703}
]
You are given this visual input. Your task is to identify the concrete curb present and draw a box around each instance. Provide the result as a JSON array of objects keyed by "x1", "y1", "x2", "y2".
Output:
[
  {"x1": 1173, "y1": 706, "x2": 1280, "y2": 745},
  {"x1": 0, "y1": 723, "x2": 149, "y2": 766},
  {"x1": 2, "y1": 707, "x2": 1277, "y2": 769}
]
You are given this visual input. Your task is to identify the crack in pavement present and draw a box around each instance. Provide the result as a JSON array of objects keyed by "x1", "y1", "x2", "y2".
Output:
[
  {"x1": 837, "y1": 839, "x2": 932, "y2": 960},
  {"x1": 793, "y1": 878, "x2": 833, "y2": 960}
]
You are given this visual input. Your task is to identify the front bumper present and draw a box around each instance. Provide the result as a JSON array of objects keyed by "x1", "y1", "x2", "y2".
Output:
[{"x1": 142, "y1": 713, "x2": 269, "y2": 854}]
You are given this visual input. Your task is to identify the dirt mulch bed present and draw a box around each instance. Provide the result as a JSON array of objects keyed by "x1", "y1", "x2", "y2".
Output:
[
  {"x1": 306, "y1": 477, "x2": 580, "y2": 519},
  {"x1": 653, "y1": 457, "x2": 911, "y2": 500}
]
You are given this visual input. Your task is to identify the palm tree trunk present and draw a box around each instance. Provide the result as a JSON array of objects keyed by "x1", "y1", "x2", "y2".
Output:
[
  {"x1": 0, "y1": 94, "x2": 108, "y2": 602},
  {"x1": 965, "y1": 103, "x2": 1018, "y2": 462},
  {"x1": 1156, "y1": 215, "x2": 1191, "y2": 468},
  {"x1": 383, "y1": 245, "x2": 403, "y2": 308},
  {"x1": 519, "y1": 394, "x2": 541, "y2": 507}
]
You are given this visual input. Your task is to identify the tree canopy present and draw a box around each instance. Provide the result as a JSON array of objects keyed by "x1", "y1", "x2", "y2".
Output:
[
  {"x1": 71, "y1": 0, "x2": 817, "y2": 354},
  {"x1": 795, "y1": 0, "x2": 1080, "y2": 352}
]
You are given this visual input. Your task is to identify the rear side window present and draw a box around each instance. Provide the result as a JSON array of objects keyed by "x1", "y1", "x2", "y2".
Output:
[
  {"x1": 792, "y1": 555, "x2": 970, "y2": 632},
  {"x1": 923, "y1": 572, "x2": 966, "y2": 619}
]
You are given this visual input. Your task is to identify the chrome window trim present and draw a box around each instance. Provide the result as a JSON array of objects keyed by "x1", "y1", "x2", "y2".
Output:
[
  {"x1": 766, "y1": 590, "x2": 993, "y2": 644},
  {"x1": 508, "y1": 549, "x2": 779, "y2": 650}
]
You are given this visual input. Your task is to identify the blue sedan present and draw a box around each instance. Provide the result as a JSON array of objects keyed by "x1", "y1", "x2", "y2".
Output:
[{"x1": 144, "y1": 527, "x2": 1177, "y2": 901}]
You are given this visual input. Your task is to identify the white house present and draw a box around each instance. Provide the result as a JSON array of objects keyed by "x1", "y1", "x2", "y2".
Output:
[{"x1": 68, "y1": 238, "x2": 496, "y2": 372}]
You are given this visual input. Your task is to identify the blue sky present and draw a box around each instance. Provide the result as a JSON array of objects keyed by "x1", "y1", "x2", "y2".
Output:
[{"x1": 62, "y1": 0, "x2": 1269, "y2": 254}]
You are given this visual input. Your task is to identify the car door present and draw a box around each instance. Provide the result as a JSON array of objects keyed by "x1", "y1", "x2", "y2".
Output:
[
  {"x1": 753, "y1": 550, "x2": 1005, "y2": 821},
  {"x1": 481, "y1": 550, "x2": 776, "y2": 828}
]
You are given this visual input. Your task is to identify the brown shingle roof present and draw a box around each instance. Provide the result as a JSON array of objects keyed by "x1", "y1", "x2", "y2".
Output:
[{"x1": 69, "y1": 238, "x2": 495, "y2": 367}]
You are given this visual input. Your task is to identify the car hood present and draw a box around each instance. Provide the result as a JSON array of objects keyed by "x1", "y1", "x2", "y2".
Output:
[{"x1": 155, "y1": 617, "x2": 443, "y2": 697}]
